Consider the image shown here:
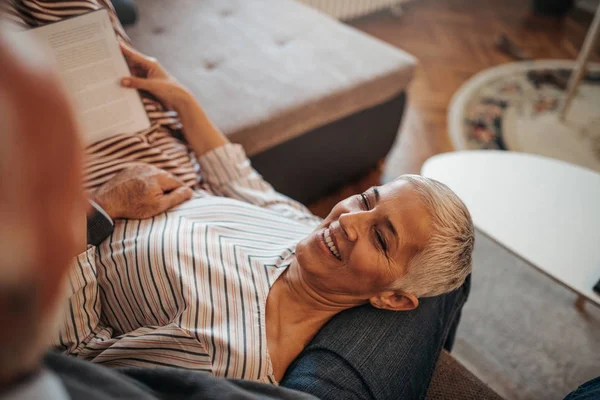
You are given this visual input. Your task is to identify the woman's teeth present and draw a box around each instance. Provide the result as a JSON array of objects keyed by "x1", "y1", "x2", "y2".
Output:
[{"x1": 324, "y1": 228, "x2": 340, "y2": 259}]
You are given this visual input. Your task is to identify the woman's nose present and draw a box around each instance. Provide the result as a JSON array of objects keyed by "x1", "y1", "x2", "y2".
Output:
[{"x1": 339, "y1": 210, "x2": 370, "y2": 242}]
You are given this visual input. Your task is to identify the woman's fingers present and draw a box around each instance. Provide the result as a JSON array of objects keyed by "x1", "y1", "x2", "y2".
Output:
[
  {"x1": 121, "y1": 76, "x2": 187, "y2": 110},
  {"x1": 119, "y1": 41, "x2": 143, "y2": 62},
  {"x1": 120, "y1": 43, "x2": 153, "y2": 74},
  {"x1": 119, "y1": 41, "x2": 171, "y2": 81},
  {"x1": 119, "y1": 43, "x2": 145, "y2": 76},
  {"x1": 120, "y1": 42, "x2": 160, "y2": 68},
  {"x1": 121, "y1": 76, "x2": 173, "y2": 107},
  {"x1": 119, "y1": 46, "x2": 187, "y2": 110},
  {"x1": 121, "y1": 76, "x2": 159, "y2": 91}
]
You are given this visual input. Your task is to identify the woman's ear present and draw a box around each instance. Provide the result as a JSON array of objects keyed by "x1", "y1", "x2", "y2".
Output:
[{"x1": 369, "y1": 291, "x2": 419, "y2": 311}]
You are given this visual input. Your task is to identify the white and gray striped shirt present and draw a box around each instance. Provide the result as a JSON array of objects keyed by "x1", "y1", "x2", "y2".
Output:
[{"x1": 55, "y1": 144, "x2": 321, "y2": 384}]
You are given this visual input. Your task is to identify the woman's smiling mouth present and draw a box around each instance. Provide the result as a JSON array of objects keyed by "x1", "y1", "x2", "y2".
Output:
[{"x1": 322, "y1": 227, "x2": 341, "y2": 260}]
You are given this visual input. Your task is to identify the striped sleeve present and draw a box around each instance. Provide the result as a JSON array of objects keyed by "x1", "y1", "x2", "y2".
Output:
[
  {"x1": 197, "y1": 144, "x2": 321, "y2": 225},
  {"x1": 0, "y1": 1, "x2": 28, "y2": 29},
  {"x1": 81, "y1": 324, "x2": 213, "y2": 372},
  {"x1": 54, "y1": 250, "x2": 213, "y2": 372},
  {"x1": 53, "y1": 246, "x2": 113, "y2": 355}
]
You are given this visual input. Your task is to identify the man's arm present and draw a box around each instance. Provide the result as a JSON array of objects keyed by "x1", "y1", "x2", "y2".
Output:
[
  {"x1": 86, "y1": 200, "x2": 115, "y2": 246},
  {"x1": 84, "y1": 163, "x2": 193, "y2": 247}
]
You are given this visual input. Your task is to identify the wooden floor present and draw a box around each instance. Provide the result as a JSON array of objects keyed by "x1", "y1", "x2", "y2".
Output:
[{"x1": 308, "y1": 0, "x2": 597, "y2": 217}]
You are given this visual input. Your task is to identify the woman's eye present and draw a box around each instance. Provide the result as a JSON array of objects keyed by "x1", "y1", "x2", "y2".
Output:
[
  {"x1": 376, "y1": 230, "x2": 387, "y2": 252},
  {"x1": 360, "y1": 193, "x2": 369, "y2": 210}
]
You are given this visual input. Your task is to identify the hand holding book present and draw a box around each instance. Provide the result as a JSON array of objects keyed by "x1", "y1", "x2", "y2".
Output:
[
  {"x1": 119, "y1": 43, "x2": 229, "y2": 157},
  {"x1": 23, "y1": 9, "x2": 150, "y2": 145},
  {"x1": 120, "y1": 42, "x2": 192, "y2": 112}
]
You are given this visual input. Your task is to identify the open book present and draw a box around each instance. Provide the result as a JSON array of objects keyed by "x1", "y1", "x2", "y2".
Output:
[{"x1": 24, "y1": 9, "x2": 150, "y2": 145}]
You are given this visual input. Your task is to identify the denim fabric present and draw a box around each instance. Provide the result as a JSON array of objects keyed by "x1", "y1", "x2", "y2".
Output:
[
  {"x1": 563, "y1": 376, "x2": 600, "y2": 400},
  {"x1": 282, "y1": 275, "x2": 471, "y2": 400},
  {"x1": 43, "y1": 351, "x2": 318, "y2": 400}
]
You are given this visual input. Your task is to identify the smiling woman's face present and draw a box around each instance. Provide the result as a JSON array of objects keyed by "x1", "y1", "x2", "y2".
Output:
[{"x1": 295, "y1": 179, "x2": 432, "y2": 307}]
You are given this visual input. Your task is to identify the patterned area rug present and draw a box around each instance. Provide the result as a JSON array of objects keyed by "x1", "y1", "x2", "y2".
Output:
[
  {"x1": 447, "y1": 60, "x2": 600, "y2": 398},
  {"x1": 448, "y1": 60, "x2": 600, "y2": 173}
]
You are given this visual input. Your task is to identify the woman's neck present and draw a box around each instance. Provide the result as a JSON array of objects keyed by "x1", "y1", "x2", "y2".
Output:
[{"x1": 265, "y1": 259, "x2": 352, "y2": 381}]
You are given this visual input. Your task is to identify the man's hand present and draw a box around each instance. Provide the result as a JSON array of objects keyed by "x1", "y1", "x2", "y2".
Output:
[{"x1": 93, "y1": 164, "x2": 193, "y2": 220}]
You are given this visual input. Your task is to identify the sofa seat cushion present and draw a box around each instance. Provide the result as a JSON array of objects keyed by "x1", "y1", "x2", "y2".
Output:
[{"x1": 126, "y1": 0, "x2": 416, "y2": 156}]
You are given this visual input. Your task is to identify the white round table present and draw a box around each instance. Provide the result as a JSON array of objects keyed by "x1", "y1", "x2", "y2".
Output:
[{"x1": 422, "y1": 151, "x2": 600, "y2": 308}]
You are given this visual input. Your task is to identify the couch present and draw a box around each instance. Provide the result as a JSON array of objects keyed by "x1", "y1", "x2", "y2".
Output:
[
  {"x1": 427, "y1": 351, "x2": 503, "y2": 400},
  {"x1": 126, "y1": 0, "x2": 414, "y2": 203},
  {"x1": 124, "y1": 0, "x2": 502, "y2": 398}
]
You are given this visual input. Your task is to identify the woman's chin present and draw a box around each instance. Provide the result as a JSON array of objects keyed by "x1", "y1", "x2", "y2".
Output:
[{"x1": 297, "y1": 230, "x2": 336, "y2": 270}]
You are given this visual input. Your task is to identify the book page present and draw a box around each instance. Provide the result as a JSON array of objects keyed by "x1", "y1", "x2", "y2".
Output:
[{"x1": 24, "y1": 9, "x2": 150, "y2": 144}]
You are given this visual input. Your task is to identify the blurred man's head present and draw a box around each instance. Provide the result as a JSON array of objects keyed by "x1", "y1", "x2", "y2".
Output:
[{"x1": 0, "y1": 22, "x2": 86, "y2": 385}]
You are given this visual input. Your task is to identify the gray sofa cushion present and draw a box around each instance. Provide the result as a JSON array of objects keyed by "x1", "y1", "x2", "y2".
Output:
[{"x1": 126, "y1": 0, "x2": 416, "y2": 156}]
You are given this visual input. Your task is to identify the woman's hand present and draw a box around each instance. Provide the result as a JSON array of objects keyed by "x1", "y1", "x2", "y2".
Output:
[
  {"x1": 119, "y1": 42, "x2": 192, "y2": 111},
  {"x1": 119, "y1": 43, "x2": 229, "y2": 156}
]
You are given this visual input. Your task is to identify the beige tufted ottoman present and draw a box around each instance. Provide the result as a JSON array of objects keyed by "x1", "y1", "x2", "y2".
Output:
[{"x1": 126, "y1": 0, "x2": 416, "y2": 202}]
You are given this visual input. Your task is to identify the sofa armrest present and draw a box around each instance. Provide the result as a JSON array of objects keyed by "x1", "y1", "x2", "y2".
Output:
[{"x1": 425, "y1": 350, "x2": 503, "y2": 400}]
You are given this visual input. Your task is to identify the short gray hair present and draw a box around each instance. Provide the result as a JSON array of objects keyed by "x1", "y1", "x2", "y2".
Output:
[{"x1": 391, "y1": 175, "x2": 474, "y2": 298}]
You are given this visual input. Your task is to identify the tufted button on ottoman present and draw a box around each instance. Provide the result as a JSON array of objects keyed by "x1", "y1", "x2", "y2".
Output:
[{"x1": 127, "y1": 0, "x2": 416, "y2": 202}]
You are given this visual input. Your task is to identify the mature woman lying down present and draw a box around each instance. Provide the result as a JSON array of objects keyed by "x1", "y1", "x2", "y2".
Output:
[{"x1": 56, "y1": 44, "x2": 475, "y2": 386}]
